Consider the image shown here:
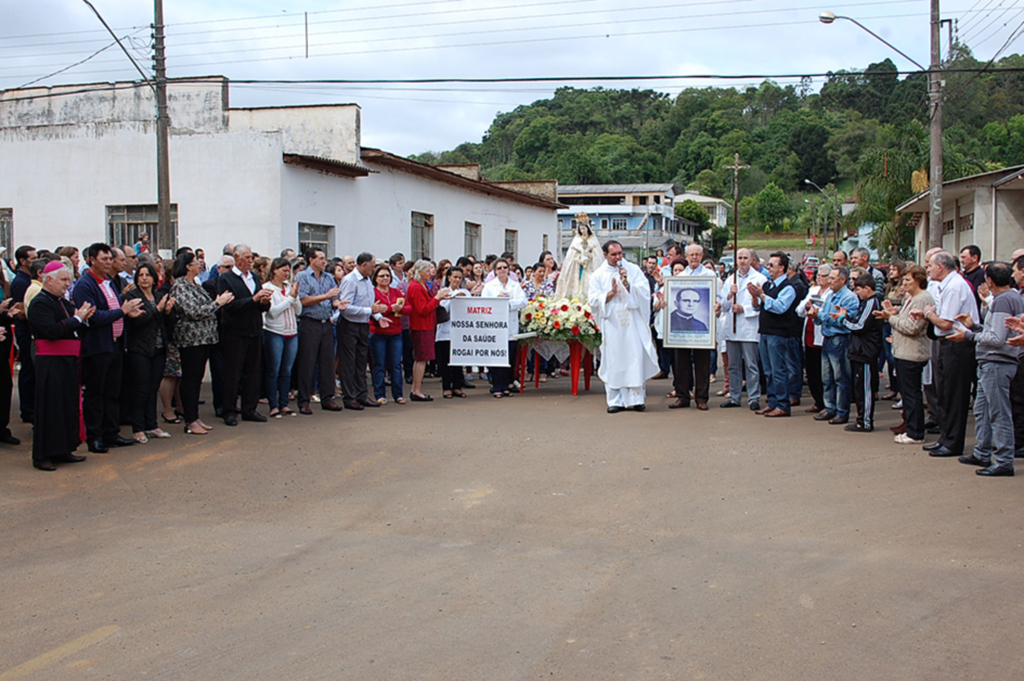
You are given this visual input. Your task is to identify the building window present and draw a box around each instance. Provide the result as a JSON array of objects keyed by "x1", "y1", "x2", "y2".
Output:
[
  {"x1": 654, "y1": 195, "x2": 661, "y2": 204},
  {"x1": 298, "y1": 222, "x2": 334, "y2": 258},
  {"x1": 942, "y1": 219, "x2": 955, "y2": 235},
  {"x1": 611, "y1": 217, "x2": 627, "y2": 230},
  {"x1": 542, "y1": 234, "x2": 549, "y2": 252},
  {"x1": 958, "y1": 213, "x2": 974, "y2": 232},
  {"x1": 638, "y1": 196, "x2": 648, "y2": 205},
  {"x1": 601, "y1": 218, "x2": 609, "y2": 230},
  {"x1": 411, "y1": 211, "x2": 434, "y2": 261},
  {"x1": 107, "y1": 204, "x2": 178, "y2": 254},
  {"x1": 570, "y1": 219, "x2": 577, "y2": 232},
  {"x1": 464, "y1": 222, "x2": 481, "y2": 259},
  {"x1": 0, "y1": 208, "x2": 11, "y2": 256},
  {"x1": 504, "y1": 229, "x2": 518, "y2": 258}
]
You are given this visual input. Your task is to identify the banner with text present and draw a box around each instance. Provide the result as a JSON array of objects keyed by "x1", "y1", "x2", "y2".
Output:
[{"x1": 449, "y1": 297, "x2": 510, "y2": 367}]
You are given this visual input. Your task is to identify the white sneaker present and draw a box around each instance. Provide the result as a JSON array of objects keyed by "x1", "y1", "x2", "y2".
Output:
[
  {"x1": 891, "y1": 400, "x2": 903, "y2": 410},
  {"x1": 894, "y1": 433, "x2": 924, "y2": 444}
]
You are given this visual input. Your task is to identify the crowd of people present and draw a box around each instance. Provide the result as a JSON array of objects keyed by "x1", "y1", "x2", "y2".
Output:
[
  {"x1": 594, "y1": 241, "x2": 1024, "y2": 478},
  {"x1": 4, "y1": 235, "x2": 1023, "y2": 478}
]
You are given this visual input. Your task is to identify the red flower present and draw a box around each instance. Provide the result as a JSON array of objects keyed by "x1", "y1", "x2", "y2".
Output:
[
  {"x1": 571, "y1": 326, "x2": 581, "y2": 335},
  {"x1": 584, "y1": 311, "x2": 592, "y2": 319},
  {"x1": 561, "y1": 304, "x2": 569, "y2": 311},
  {"x1": 553, "y1": 321, "x2": 561, "y2": 329},
  {"x1": 524, "y1": 313, "x2": 532, "y2": 321}
]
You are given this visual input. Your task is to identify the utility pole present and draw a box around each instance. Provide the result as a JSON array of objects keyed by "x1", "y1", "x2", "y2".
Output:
[
  {"x1": 928, "y1": 0, "x2": 943, "y2": 249},
  {"x1": 153, "y1": 0, "x2": 172, "y2": 254},
  {"x1": 723, "y1": 153, "x2": 749, "y2": 334}
]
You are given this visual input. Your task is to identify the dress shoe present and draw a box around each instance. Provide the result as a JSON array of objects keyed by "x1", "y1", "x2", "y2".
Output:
[
  {"x1": 696, "y1": 401, "x2": 709, "y2": 411},
  {"x1": 805, "y1": 405, "x2": 823, "y2": 413},
  {"x1": 359, "y1": 399, "x2": 381, "y2": 408},
  {"x1": 753, "y1": 406, "x2": 772, "y2": 415},
  {"x1": 0, "y1": 434, "x2": 21, "y2": 445},
  {"x1": 958, "y1": 454, "x2": 991, "y2": 467},
  {"x1": 299, "y1": 405, "x2": 313, "y2": 415},
  {"x1": 633, "y1": 404, "x2": 646, "y2": 412},
  {"x1": 828, "y1": 416, "x2": 848, "y2": 425},
  {"x1": 844, "y1": 423, "x2": 872, "y2": 432},
  {"x1": 764, "y1": 408, "x2": 790, "y2": 417},
  {"x1": 720, "y1": 401, "x2": 741, "y2": 409},
  {"x1": 321, "y1": 401, "x2": 342, "y2": 412},
  {"x1": 890, "y1": 422, "x2": 907, "y2": 435},
  {"x1": 242, "y1": 411, "x2": 267, "y2": 423},
  {"x1": 651, "y1": 372, "x2": 668, "y2": 380},
  {"x1": 33, "y1": 460, "x2": 57, "y2": 471},
  {"x1": 106, "y1": 436, "x2": 136, "y2": 447},
  {"x1": 344, "y1": 400, "x2": 365, "y2": 411},
  {"x1": 789, "y1": 398, "x2": 801, "y2": 406},
  {"x1": 607, "y1": 406, "x2": 625, "y2": 414},
  {"x1": 922, "y1": 442, "x2": 943, "y2": 451},
  {"x1": 668, "y1": 398, "x2": 690, "y2": 409},
  {"x1": 923, "y1": 420, "x2": 938, "y2": 430},
  {"x1": 927, "y1": 425, "x2": 940, "y2": 434},
  {"x1": 928, "y1": 446, "x2": 959, "y2": 458},
  {"x1": 88, "y1": 440, "x2": 109, "y2": 454},
  {"x1": 223, "y1": 413, "x2": 238, "y2": 427},
  {"x1": 976, "y1": 465, "x2": 1014, "y2": 477},
  {"x1": 813, "y1": 410, "x2": 836, "y2": 421},
  {"x1": 748, "y1": 402, "x2": 761, "y2": 411},
  {"x1": 54, "y1": 454, "x2": 87, "y2": 464}
]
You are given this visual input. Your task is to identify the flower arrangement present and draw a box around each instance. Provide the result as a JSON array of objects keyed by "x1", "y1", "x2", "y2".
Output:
[{"x1": 520, "y1": 296, "x2": 601, "y2": 349}]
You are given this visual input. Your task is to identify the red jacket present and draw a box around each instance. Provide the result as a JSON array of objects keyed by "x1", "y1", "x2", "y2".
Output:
[
  {"x1": 369, "y1": 286, "x2": 411, "y2": 335},
  {"x1": 407, "y1": 279, "x2": 440, "y2": 331}
]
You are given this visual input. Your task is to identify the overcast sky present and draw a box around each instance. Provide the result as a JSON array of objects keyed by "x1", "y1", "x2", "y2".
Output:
[{"x1": 2, "y1": 0, "x2": 1020, "y2": 156}]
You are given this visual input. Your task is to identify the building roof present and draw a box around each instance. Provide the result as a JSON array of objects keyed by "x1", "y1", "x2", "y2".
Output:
[
  {"x1": 558, "y1": 184, "x2": 678, "y2": 195},
  {"x1": 896, "y1": 164, "x2": 1024, "y2": 213},
  {"x1": 360, "y1": 148, "x2": 565, "y2": 210},
  {"x1": 283, "y1": 154, "x2": 371, "y2": 178}
]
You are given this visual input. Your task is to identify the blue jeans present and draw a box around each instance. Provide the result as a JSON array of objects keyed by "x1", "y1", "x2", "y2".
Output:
[
  {"x1": 264, "y1": 331, "x2": 298, "y2": 410},
  {"x1": 759, "y1": 334, "x2": 791, "y2": 412},
  {"x1": 786, "y1": 336, "x2": 803, "y2": 400},
  {"x1": 370, "y1": 333, "x2": 404, "y2": 401},
  {"x1": 821, "y1": 334, "x2": 852, "y2": 418}
]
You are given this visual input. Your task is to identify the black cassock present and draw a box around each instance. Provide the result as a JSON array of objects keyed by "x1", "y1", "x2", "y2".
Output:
[{"x1": 27, "y1": 290, "x2": 84, "y2": 464}]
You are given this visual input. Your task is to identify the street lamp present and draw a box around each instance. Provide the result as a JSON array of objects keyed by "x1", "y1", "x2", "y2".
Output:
[
  {"x1": 820, "y1": 6, "x2": 944, "y2": 251},
  {"x1": 804, "y1": 179, "x2": 839, "y2": 254}
]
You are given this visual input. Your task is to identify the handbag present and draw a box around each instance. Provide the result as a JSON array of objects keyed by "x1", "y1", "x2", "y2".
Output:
[{"x1": 435, "y1": 305, "x2": 450, "y2": 324}]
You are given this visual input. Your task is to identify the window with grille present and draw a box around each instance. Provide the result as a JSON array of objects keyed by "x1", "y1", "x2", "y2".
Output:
[
  {"x1": 411, "y1": 212, "x2": 434, "y2": 261},
  {"x1": 611, "y1": 217, "x2": 627, "y2": 230},
  {"x1": 107, "y1": 204, "x2": 178, "y2": 253},
  {"x1": 504, "y1": 229, "x2": 518, "y2": 258},
  {"x1": 464, "y1": 222, "x2": 481, "y2": 259},
  {"x1": 0, "y1": 208, "x2": 11, "y2": 257},
  {"x1": 942, "y1": 219, "x2": 955, "y2": 235},
  {"x1": 298, "y1": 222, "x2": 334, "y2": 259},
  {"x1": 957, "y1": 214, "x2": 974, "y2": 232}
]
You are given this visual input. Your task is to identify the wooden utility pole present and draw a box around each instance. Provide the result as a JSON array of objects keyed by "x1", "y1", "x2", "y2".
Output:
[
  {"x1": 927, "y1": 0, "x2": 943, "y2": 249},
  {"x1": 154, "y1": 0, "x2": 173, "y2": 253},
  {"x1": 723, "y1": 153, "x2": 749, "y2": 333}
]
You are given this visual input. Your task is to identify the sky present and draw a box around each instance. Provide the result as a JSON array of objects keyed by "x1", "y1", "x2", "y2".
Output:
[{"x1": 2, "y1": 0, "x2": 1021, "y2": 156}]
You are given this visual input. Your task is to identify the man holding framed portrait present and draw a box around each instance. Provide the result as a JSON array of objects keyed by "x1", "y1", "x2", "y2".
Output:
[{"x1": 664, "y1": 244, "x2": 717, "y2": 411}]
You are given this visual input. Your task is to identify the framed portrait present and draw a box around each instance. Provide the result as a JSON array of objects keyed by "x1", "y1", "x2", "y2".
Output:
[{"x1": 662, "y1": 276, "x2": 718, "y2": 349}]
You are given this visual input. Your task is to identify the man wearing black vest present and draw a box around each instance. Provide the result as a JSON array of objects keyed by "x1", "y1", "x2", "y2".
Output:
[
  {"x1": 748, "y1": 251, "x2": 800, "y2": 417},
  {"x1": 217, "y1": 244, "x2": 272, "y2": 426}
]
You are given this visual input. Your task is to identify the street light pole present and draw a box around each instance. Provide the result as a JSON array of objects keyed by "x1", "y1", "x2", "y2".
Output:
[
  {"x1": 804, "y1": 179, "x2": 838, "y2": 255},
  {"x1": 820, "y1": 8, "x2": 944, "y2": 249}
]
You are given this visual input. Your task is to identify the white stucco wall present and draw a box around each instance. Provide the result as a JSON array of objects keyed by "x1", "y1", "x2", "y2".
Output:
[
  {"x1": 230, "y1": 105, "x2": 360, "y2": 165},
  {"x1": 281, "y1": 164, "x2": 557, "y2": 262}
]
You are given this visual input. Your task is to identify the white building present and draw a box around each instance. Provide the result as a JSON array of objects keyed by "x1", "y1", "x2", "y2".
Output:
[
  {"x1": 0, "y1": 77, "x2": 561, "y2": 262},
  {"x1": 673, "y1": 191, "x2": 730, "y2": 229},
  {"x1": 896, "y1": 165, "x2": 1024, "y2": 262}
]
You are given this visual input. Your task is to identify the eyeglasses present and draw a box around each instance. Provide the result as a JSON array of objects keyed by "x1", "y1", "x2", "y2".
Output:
[{"x1": 495, "y1": 265, "x2": 509, "y2": 270}]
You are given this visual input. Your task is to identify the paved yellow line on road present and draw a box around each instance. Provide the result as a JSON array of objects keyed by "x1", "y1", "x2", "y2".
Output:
[{"x1": 0, "y1": 625, "x2": 121, "y2": 680}]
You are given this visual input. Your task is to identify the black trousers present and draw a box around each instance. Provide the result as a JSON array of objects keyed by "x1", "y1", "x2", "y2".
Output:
[
  {"x1": 127, "y1": 347, "x2": 166, "y2": 433},
  {"x1": 436, "y1": 340, "x2": 462, "y2": 391},
  {"x1": 673, "y1": 348, "x2": 710, "y2": 405},
  {"x1": 221, "y1": 333, "x2": 262, "y2": 417},
  {"x1": 805, "y1": 345, "x2": 824, "y2": 409},
  {"x1": 82, "y1": 340, "x2": 124, "y2": 442},
  {"x1": 402, "y1": 329, "x2": 414, "y2": 381},
  {"x1": 851, "y1": 358, "x2": 880, "y2": 429},
  {"x1": 179, "y1": 344, "x2": 210, "y2": 425},
  {"x1": 898, "y1": 358, "x2": 927, "y2": 441},
  {"x1": 1011, "y1": 359, "x2": 1024, "y2": 454},
  {"x1": 936, "y1": 338, "x2": 977, "y2": 454},
  {"x1": 15, "y1": 328, "x2": 34, "y2": 422},
  {"x1": 336, "y1": 318, "x2": 369, "y2": 403},
  {"x1": 0, "y1": 335, "x2": 13, "y2": 438},
  {"x1": 209, "y1": 343, "x2": 225, "y2": 415},
  {"x1": 296, "y1": 317, "x2": 336, "y2": 407}
]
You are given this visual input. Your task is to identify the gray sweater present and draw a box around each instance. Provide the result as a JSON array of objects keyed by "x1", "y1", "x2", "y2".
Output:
[{"x1": 965, "y1": 289, "x2": 1024, "y2": 365}]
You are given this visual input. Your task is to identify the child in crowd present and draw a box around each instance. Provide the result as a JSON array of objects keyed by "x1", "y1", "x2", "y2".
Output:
[{"x1": 837, "y1": 274, "x2": 884, "y2": 432}]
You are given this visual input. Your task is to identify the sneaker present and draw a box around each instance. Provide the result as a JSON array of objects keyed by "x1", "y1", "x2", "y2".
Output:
[
  {"x1": 894, "y1": 433, "x2": 924, "y2": 445},
  {"x1": 891, "y1": 400, "x2": 903, "y2": 410}
]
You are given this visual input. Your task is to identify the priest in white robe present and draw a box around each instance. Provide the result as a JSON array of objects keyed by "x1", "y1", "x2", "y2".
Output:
[{"x1": 588, "y1": 240, "x2": 660, "y2": 413}]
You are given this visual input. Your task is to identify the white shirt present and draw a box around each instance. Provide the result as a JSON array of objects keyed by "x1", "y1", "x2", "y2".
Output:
[
  {"x1": 796, "y1": 284, "x2": 832, "y2": 347},
  {"x1": 481, "y1": 277, "x2": 528, "y2": 336},
  {"x1": 262, "y1": 282, "x2": 302, "y2": 336},
  {"x1": 231, "y1": 266, "x2": 257, "y2": 294},
  {"x1": 719, "y1": 268, "x2": 768, "y2": 343},
  {"x1": 933, "y1": 270, "x2": 979, "y2": 337}
]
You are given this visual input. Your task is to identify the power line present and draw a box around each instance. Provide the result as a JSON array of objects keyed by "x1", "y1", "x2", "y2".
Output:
[
  {"x1": 961, "y1": 0, "x2": 1020, "y2": 42},
  {"x1": 965, "y1": 2, "x2": 1024, "y2": 45},
  {"x1": 18, "y1": 39, "x2": 119, "y2": 88},
  {"x1": 958, "y1": 0, "x2": 1003, "y2": 34}
]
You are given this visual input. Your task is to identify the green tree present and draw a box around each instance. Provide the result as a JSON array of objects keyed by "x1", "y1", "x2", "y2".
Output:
[
  {"x1": 674, "y1": 199, "x2": 713, "y2": 238},
  {"x1": 752, "y1": 182, "x2": 790, "y2": 232}
]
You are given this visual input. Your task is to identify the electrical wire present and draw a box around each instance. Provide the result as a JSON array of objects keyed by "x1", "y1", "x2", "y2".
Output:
[
  {"x1": 958, "y1": 0, "x2": 1003, "y2": 34},
  {"x1": 964, "y1": 1, "x2": 1023, "y2": 45},
  {"x1": 961, "y1": 0, "x2": 1020, "y2": 42},
  {"x1": 18, "y1": 39, "x2": 120, "y2": 88}
]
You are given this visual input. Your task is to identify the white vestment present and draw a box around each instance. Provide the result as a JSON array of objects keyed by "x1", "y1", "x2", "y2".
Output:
[
  {"x1": 588, "y1": 260, "x2": 660, "y2": 407},
  {"x1": 555, "y1": 232, "x2": 603, "y2": 300}
]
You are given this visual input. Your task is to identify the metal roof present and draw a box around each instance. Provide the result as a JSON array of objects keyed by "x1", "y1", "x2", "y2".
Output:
[
  {"x1": 557, "y1": 184, "x2": 678, "y2": 195},
  {"x1": 896, "y1": 164, "x2": 1024, "y2": 213}
]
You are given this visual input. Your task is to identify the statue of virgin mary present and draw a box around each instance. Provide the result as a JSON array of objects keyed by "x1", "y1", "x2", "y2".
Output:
[{"x1": 554, "y1": 212, "x2": 603, "y2": 301}]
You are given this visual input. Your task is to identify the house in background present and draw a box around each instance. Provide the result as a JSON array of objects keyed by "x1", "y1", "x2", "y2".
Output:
[
  {"x1": 0, "y1": 77, "x2": 561, "y2": 261},
  {"x1": 896, "y1": 165, "x2": 1024, "y2": 262},
  {"x1": 556, "y1": 184, "x2": 697, "y2": 259},
  {"x1": 673, "y1": 191, "x2": 730, "y2": 229}
]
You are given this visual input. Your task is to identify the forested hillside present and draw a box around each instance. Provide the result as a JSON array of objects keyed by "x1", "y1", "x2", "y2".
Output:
[{"x1": 413, "y1": 48, "x2": 1024, "y2": 251}]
